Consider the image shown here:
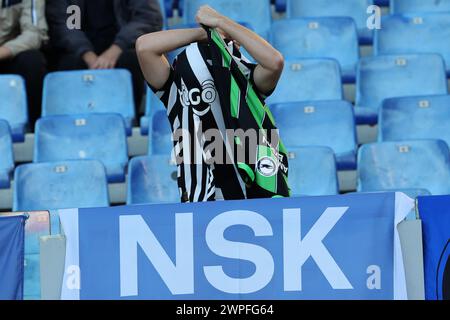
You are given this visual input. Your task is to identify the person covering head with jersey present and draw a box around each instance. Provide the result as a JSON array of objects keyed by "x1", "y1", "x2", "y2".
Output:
[{"x1": 137, "y1": 5, "x2": 290, "y2": 203}]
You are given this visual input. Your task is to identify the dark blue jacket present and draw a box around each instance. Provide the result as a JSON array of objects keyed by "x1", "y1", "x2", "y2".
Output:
[{"x1": 46, "y1": 0, "x2": 163, "y2": 56}]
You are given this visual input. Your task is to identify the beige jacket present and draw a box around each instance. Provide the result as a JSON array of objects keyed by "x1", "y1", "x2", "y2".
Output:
[{"x1": 0, "y1": 0, "x2": 48, "y2": 57}]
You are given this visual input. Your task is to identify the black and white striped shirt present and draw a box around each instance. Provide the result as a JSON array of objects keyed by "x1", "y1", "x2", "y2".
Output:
[{"x1": 150, "y1": 40, "x2": 267, "y2": 203}]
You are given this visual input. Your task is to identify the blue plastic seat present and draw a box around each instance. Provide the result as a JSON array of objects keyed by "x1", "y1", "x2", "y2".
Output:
[
  {"x1": 355, "y1": 54, "x2": 448, "y2": 125},
  {"x1": 127, "y1": 155, "x2": 180, "y2": 204},
  {"x1": 379, "y1": 95, "x2": 450, "y2": 147},
  {"x1": 287, "y1": 147, "x2": 339, "y2": 196},
  {"x1": 271, "y1": 18, "x2": 359, "y2": 83},
  {"x1": 0, "y1": 120, "x2": 14, "y2": 189},
  {"x1": 267, "y1": 59, "x2": 343, "y2": 105},
  {"x1": 271, "y1": 100, "x2": 357, "y2": 170},
  {"x1": 0, "y1": 75, "x2": 28, "y2": 142},
  {"x1": 181, "y1": 0, "x2": 271, "y2": 39},
  {"x1": 286, "y1": 0, "x2": 374, "y2": 44},
  {"x1": 150, "y1": 110, "x2": 173, "y2": 155},
  {"x1": 42, "y1": 69, "x2": 135, "y2": 135},
  {"x1": 357, "y1": 140, "x2": 450, "y2": 195},
  {"x1": 375, "y1": 13, "x2": 450, "y2": 75},
  {"x1": 391, "y1": 0, "x2": 450, "y2": 14},
  {"x1": 159, "y1": 0, "x2": 174, "y2": 27},
  {"x1": 13, "y1": 160, "x2": 110, "y2": 211},
  {"x1": 34, "y1": 113, "x2": 128, "y2": 183},
  {"x1": 141, "y1": 84, "x2": 170, "y2": 136}
]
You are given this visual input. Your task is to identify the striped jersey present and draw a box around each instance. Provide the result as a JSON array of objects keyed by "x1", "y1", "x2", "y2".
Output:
[{"x1": 150, "y1": 31, "x2": 290, "y2": 202}]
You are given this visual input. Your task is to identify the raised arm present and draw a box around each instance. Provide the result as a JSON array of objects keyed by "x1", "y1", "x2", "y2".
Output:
[
  {"x1": 136, "y1": 28, "x2": 207, "y2": 90},
  {"x1": 196, "y1": 6, "x2": 284, "y2": 95}
]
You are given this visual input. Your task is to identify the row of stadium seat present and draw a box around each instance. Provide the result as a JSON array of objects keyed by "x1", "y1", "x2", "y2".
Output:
[
  {"x1": 2, "y1": 92, "x2": 450, "y2": 192},
  {"x1": 170, "y1": 0, "x2": 450, "y2": 44},
  {"x1": 271, "y1": 14, "x2": 450, "y2": 82},
  {"x1": 1, "y1": 52, "x2": 445, "y2": 145},
  {"x1": 143, "y1": 52, "x2": 448, "y2": 130},
  {"x1": 164, "y1": 0, "x2": 450, "y2": 20},
  {"x1": 10, "y1": 137, "x2": 450, "y2": 212},
  {"x1": 0, "y1": 70, "x2": 135, "y2": 143},
  {"x1": 2, "y1": 7, "x2": 450, "y2": 138},
  {"x1": 272, "y1": 0, "x2": 450, "y2": 15}
]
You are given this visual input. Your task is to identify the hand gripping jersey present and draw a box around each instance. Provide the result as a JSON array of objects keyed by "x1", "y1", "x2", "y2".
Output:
[{"x1": 150, "y1": 28, "x2": 290, "y2": 202}]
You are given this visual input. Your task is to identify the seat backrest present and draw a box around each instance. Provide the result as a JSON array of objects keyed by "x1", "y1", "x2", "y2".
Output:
[
  {"x1": 271, "y1": 100, "x2": 357, "y2": 157},
  {"x1": 267, "y1": 58, "x2": 343, "y2": 105},
  {"x1": 0, "y1": 120, "x2": 14, "y2": 188},
  {"x1": 287, "y1": 146, "x2": 339, "y2": 196},
  {"x1": 127, "y1": 155, "x2": 180, "y2": 204},
  {"x1": 356, "y1": 54, "x2": 448, "y2": 111},
  {"x1": 271, "y1": 18, "x2": 359, "y2": 78},
  {"x1": 375, "y1": 14, "x2": 450, "y2": 69},
  {"x1": 150, "y1": 110, "x2": 173, "y2": 155},
  {"x1": 357, "y1": 139, "x2": 450, "y2": 195},
  {"x1": 13, "y1": 160, "x2": 110, "y2": 211},
  {"x1": 380, "y1": 95, "x2": 450, "y2": 146},
  {"x1": 287, "y1": 0, "x2": 373, "y2": 30},
  {"x1": 0, "y1": 75, "x2": 28, "y2": 142},
  {"x1": 183, "y1": 0, "x2": 272, "y2": 38},
  {"x1": 42, "y1": 69, "x2": 135, "y2": 133},
  {"x1": 141, "y1": 86, "x2": 167, "y2": 135},
  {"x1": 391, "y1": 0, "x2": 450, "y2": 14},
  {"x1": 34, "y1": 113, "x2": 128, "y2": 183}
]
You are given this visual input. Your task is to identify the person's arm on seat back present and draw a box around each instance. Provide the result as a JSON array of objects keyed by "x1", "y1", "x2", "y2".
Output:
[
  {"x1": 46, "y1": 0, "x2": 97, "y2": 67},
  {"x1": 136, "y1": 28, "x2": 207, "y2": 90},
  {"x1": 114, "y1": 0, "x2": 164, "y2": 51},
  {"x1": 196, "y1": 5, "x2": 284, "y2": 96},
  {"x1": 1, "y1": 0, "x2": 45, "y2": 59}
]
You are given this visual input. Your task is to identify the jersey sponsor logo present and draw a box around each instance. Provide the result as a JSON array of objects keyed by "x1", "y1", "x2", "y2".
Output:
[
  {"x1": 257, "y1": 157, "x2": 277, "y2": 177},
  {"x1": 178, "y1": 78, "x2": 217, "y2": 116}
]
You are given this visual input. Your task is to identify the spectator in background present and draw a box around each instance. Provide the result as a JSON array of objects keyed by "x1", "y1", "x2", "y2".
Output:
[
  {"x1": 0, "y1": 0, "x2": 48, "y2": 129},
  {"x1": 46, "y1": 0, "x2": 164, "y2": 116}
]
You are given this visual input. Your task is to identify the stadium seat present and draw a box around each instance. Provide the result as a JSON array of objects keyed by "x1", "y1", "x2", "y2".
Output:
[
  {"x1": 357, "y1": 140, "x2": 450, "y2": 195},
  {"x1": 34, "y1": 114, "x2": 128, "y2": 183},
  {"x1": 13, "y1": 160, "x2": 110, "y2": 211},
  {"x1": 42, "y1": 69, "x2": 135, "y2": 135},
  {"x1": 150, "y1": 110, "x2": 173, "y2": 155},
  {"x1": 270, "y1": 18, "x2": 359, "y2": 83},
  {"x1": 274, "y1": 0, "x2": 287, "y2": 12},
  {"x1": 391, "y1": 0, "x2": 450, "y2": 14},
  {"x1": 375, "y1": 13, "x2": 450, "y2": 75},
  {"x1": 141, "y1": 87, "x2": 167, "y2": 135},
  {"x1": 287, "y1": 147, "x2": 339, "y2": 196},
  {"x1": 181, "y1": 0, "x2": 272, "y2": 39},
  {"x1": 379, "y1": 95, "x2": 450, "y2": 147},
  {"x1": 355, "y1": 54, "x2": 448, "y2": 125},
  {"x1": 127, "y1": 155, "x2": 180, "y2": 204},
  {"x1": 0, "y1": 120, "x2": 14, "y2": 189},
  {"x1": 271, "y1": 100, "x2": 357, "y2": 170},
  {"x1": 159, "y1": 0, "x2": 174, "y2": 26},
  {"x1": 286, "y1": 0, "x2": 374, "y2": 44},
  {"x1": 0, "y1": 75, "x2": 28, "y2": 142},
  {"x1": 266, "y1": 59, "x2": 343, "y2": 105}
]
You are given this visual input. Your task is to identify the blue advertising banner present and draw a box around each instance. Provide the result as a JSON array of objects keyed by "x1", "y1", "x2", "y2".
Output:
[
  {"x1": 59, "y1": 193, "x2": 413, "y2": 300},
  {"x1": 0, "y1": 215, "x2": 26, "y2": 300},
  {"x1": 418, "y1": 195, "x2": 450, "y2": 300}
]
